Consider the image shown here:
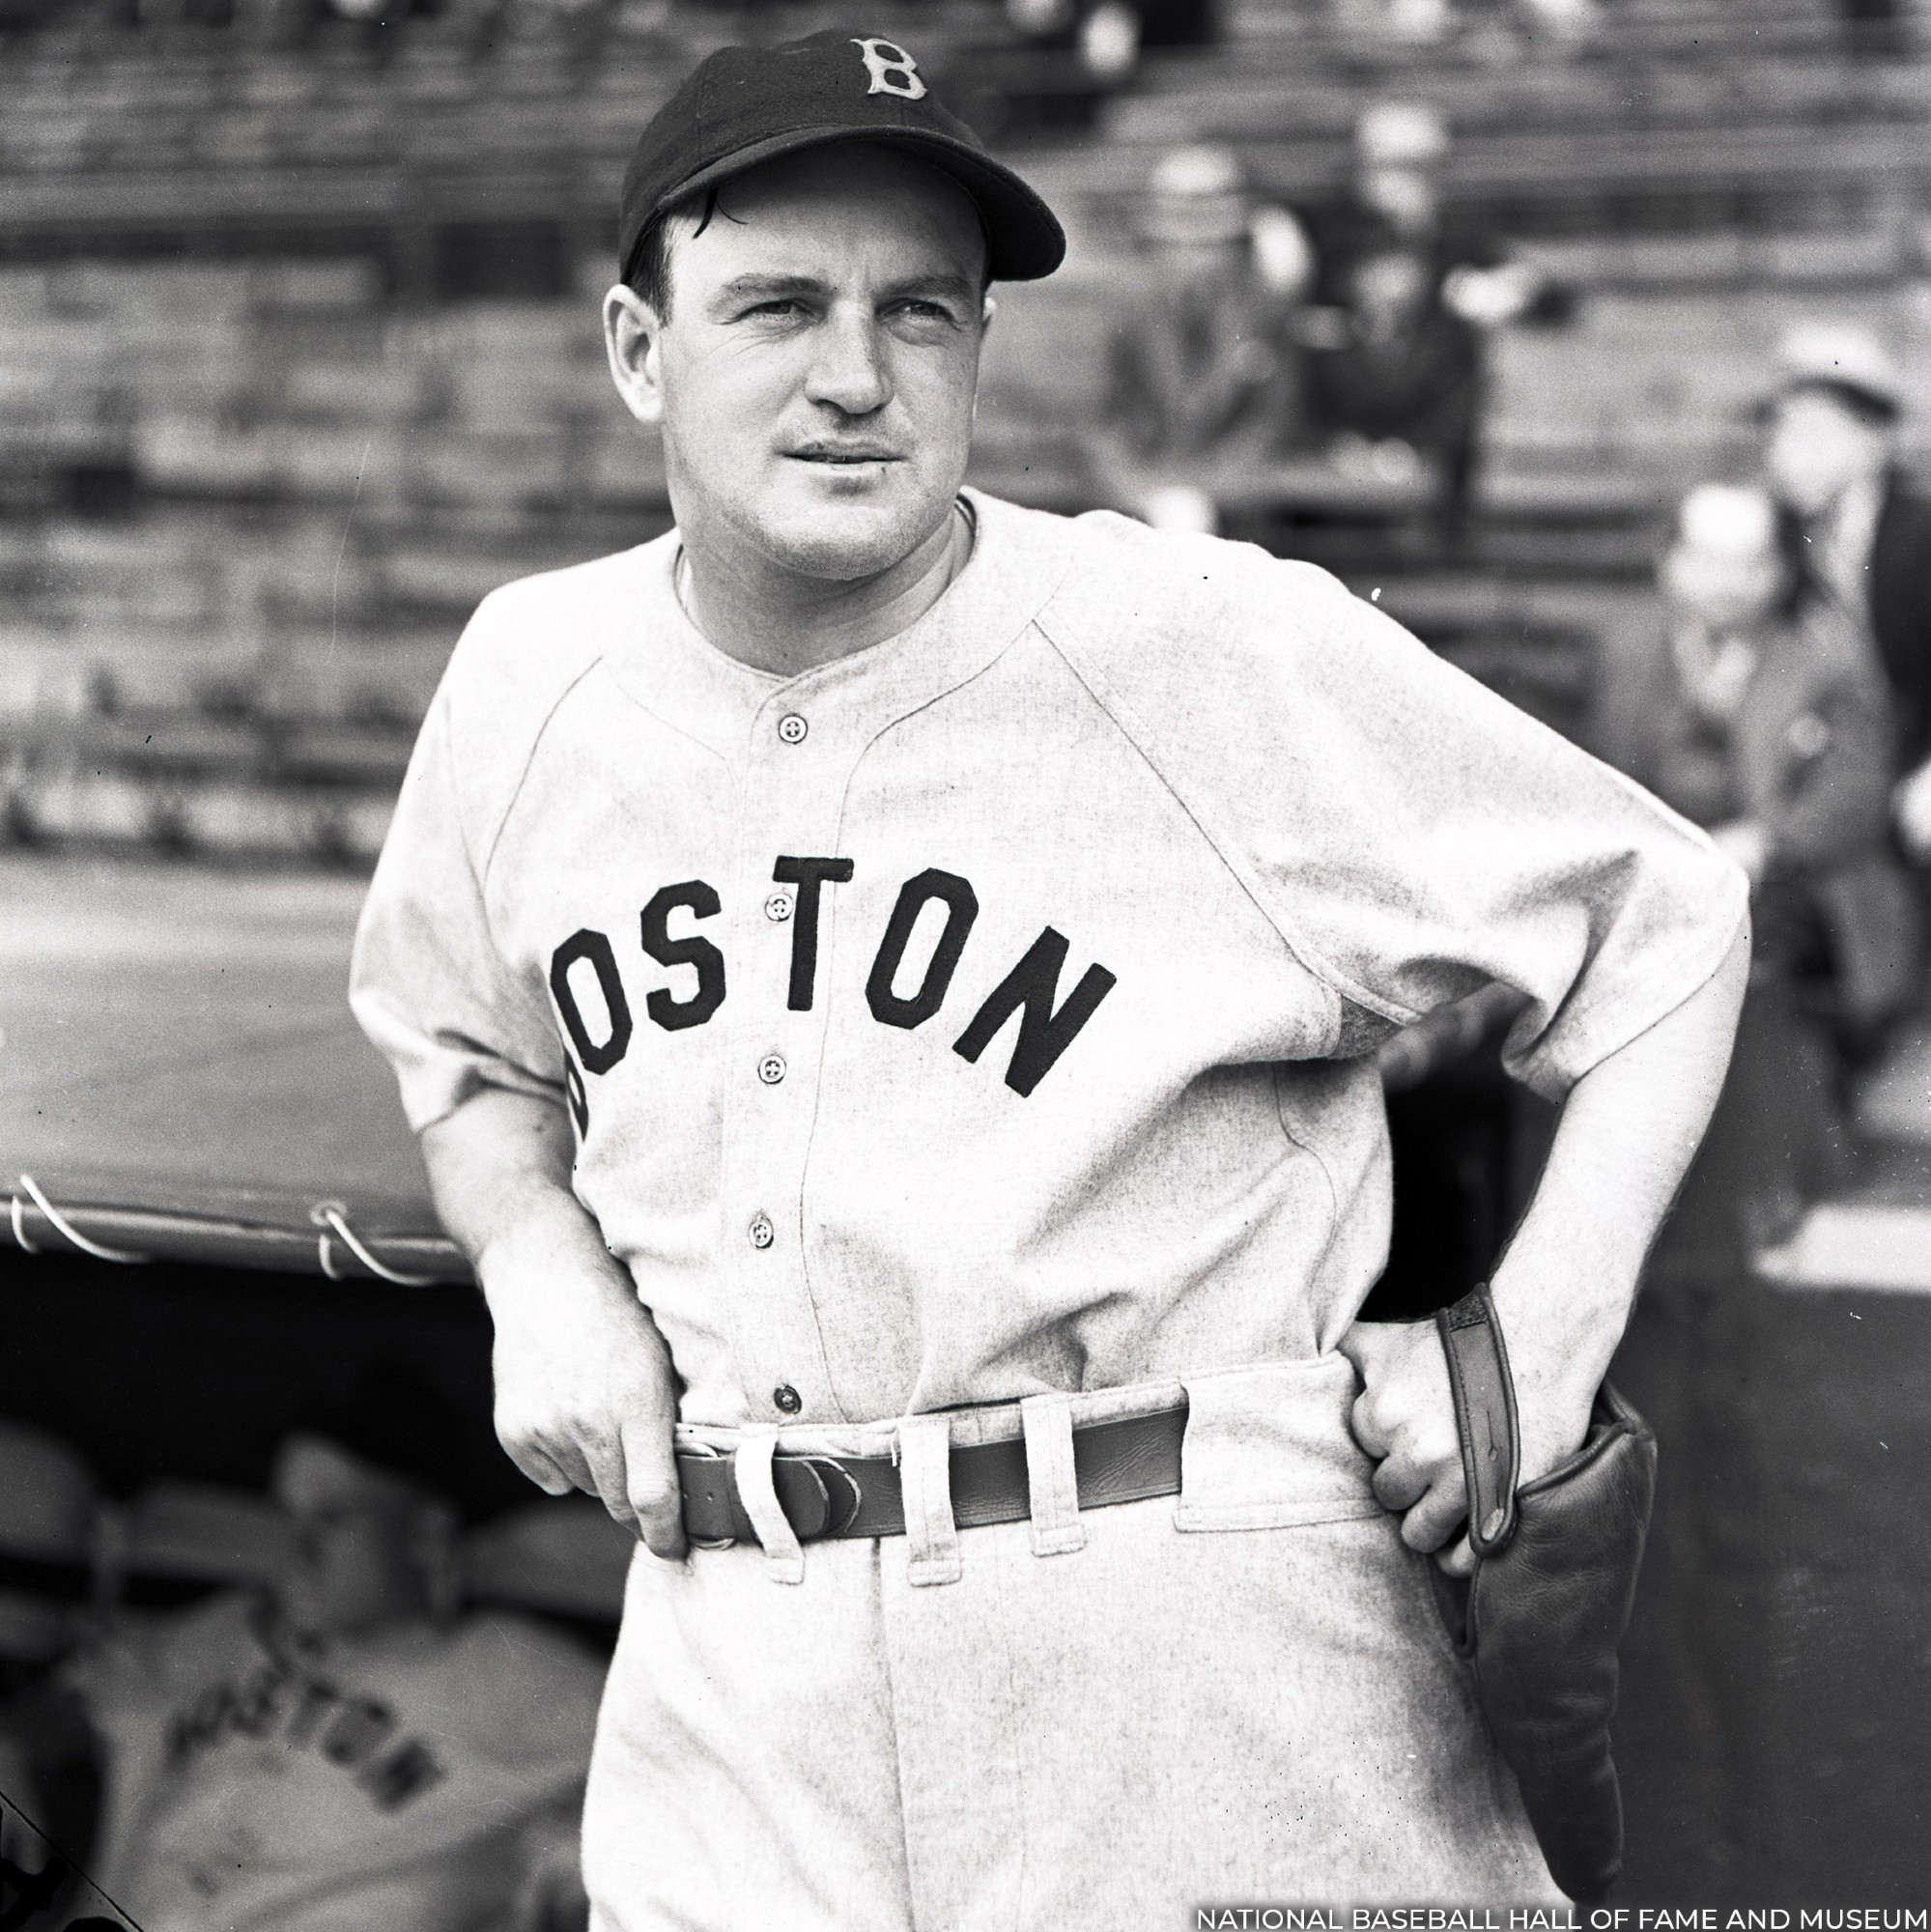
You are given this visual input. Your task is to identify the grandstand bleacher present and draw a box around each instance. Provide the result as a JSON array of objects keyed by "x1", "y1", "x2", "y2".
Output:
[{"x1": 0, "y1": 0, "x2": 1926, "y2": 860}]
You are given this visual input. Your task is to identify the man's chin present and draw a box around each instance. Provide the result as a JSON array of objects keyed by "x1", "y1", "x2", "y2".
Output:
[{"x1": 753, "y1": 482, "x2": 952, "y2": 582}]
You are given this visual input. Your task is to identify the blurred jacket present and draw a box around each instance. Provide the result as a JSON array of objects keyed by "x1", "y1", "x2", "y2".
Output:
[
  {"x1": 1860, "y1": 472, "x2": 1931, "y2": 772},
  {"x1": 1102, "y1": 264, "x2": 1309, "y2": 463},
  {"x1": 1594, "y1": 599, "x2": 1917, "y2": 1034}
]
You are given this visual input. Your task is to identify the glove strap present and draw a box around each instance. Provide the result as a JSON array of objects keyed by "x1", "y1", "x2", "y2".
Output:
[{"x1": 1435, "y1": 1285, "x2": 1521, "y2": 1557}]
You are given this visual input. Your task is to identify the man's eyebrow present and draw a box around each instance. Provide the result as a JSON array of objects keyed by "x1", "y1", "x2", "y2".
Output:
[
  {"x1": 879, "y1": 270, "x2": 980, "y2": 304},
  {"x1": 712, "y1": 272, "x2": 833, "y2": 305},
  {"x1": 708, "y1": 270, "x2": 981, "y2": 308}
]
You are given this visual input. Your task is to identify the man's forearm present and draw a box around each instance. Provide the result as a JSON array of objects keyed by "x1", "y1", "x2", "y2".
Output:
[
  {"x1": 421, "y1": 1086, "x2": 688, "y2": 1552},
  {"x1": 1490, "y1": 923, "x2": 1749, "y2": 1455},
  {"x1": 421, "y1": 1085, "x2": 648, "y2": 1406},
  {"x1": 421, "y1": 1086, "x2": 585, "y2": 1267}
]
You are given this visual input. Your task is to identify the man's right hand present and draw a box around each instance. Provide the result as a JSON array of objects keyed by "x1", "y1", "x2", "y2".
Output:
[
  {"x1": 420, "y1": 1089, "x2": 687, "y2": 1560},
  {"x1": 480, "y1": 1212, "x2": 688, "y2": 1559}
]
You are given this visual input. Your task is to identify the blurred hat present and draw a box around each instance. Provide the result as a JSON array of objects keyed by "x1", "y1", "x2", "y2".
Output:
[
  {"x1": 1143, "y1": 145, "x2": 1250, "y2": 244},
  {"x1": 1674, "y1": 482, "x2": 1778, "y2": 557},
  {"x1": 1354, "y1": 100, "x2": 1450, "y2": 169},
  {"x1": 1772, "y1": 322, "x2": 1903, "y2": 420},
  {"x1": 617, "y1": 29, "x2": 1065, "y2": 286}
]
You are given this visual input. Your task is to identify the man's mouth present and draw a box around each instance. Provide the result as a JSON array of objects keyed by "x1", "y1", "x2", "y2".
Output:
[{"x1": 787, "y1": 446, "x2": 900, "y2": 466}]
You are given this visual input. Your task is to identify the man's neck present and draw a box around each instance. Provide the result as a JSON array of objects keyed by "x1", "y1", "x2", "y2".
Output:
[{"x1": 678, "y1": 503, "x2": 970, "y2": 678}]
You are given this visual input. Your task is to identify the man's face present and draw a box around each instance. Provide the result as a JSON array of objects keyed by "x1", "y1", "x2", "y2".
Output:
[
  {"x1": 1661, "y1": 539, "x2": 1787, "y2": 633},
  {"x1": 608, "y1": 144, "x2": 990, "y2": 587},
  {"x1": 1766, "y1": 388, "x2": 1890, "y2": 518},
  {"x1": 272, "y1": 1435, "x2": 440, "y2": 1639}
]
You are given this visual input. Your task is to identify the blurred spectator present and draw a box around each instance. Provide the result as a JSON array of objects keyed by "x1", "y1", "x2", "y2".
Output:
[
  {"x1": 1596, "y1": 485, "x2": 1915, "y2": 1235},
  {"x1": 1006, "y1": 0, "x2": 1215, "y2": 69},
  {"x1": 1303, "y1": 101, "x2": 1566, "y2": 544},
  {"x1": 1094, "y1": 145, "x2": 1317, "y2": 530},
  {"x1": 1335, "y1": 0, "x2": 1601, "y2": 44},
  {"x1": 1762, "y1": 324, "x2": 1931, "y2": 874},
  {"x1": 0, "y1": 1398, "x2": 606, "y2": 1932}
]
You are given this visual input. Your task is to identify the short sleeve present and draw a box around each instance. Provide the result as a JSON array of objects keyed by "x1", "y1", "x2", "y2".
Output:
[
  {"x1": 1243, "y1": 579, "x2": 1749, "y2": 1098},
  {"x1": 351, "y1": 691, "x2": 566, "y2": 1134},
  {"x1": 1041, "y1": 535, "x2": 1750, "y2": 1104}
]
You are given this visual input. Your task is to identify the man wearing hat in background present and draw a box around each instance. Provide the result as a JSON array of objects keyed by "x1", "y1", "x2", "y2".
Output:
[
  {"x1": 1304, "y1": 100, "x2": 1566, "y2": 544},
  {"x1": 1093, "y1": 143, "x2": 1316, "y2": 532},
  {"x1": 1764, "y1": 323, "x2": 1931, "y2": 875},
  {"x1": 353, "y1": 28, "x2": 1748, "y2": 1924}
]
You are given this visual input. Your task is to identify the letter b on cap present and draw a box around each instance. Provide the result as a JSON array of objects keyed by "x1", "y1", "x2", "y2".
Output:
[{"x1": 852, "y1": 38, "x2": 926, "y2": 99}]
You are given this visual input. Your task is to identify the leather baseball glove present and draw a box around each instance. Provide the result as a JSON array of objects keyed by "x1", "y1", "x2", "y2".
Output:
[{"x1": 1429, "y1": 1286, "x2": 1658, "y2": 1903}]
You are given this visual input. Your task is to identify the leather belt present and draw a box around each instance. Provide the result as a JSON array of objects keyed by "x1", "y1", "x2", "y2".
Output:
[{"x1": 677, "y1": 1399, "x2": 1190, "y2": 1547}]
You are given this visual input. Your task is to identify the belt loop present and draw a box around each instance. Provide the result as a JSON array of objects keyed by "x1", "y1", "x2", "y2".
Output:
[
  {"x1": 1020, "y1": 1393, "x2": 1087, "y2": 1556},
  {"x1": 734, "y1": 1429, "x2": 805, "y2": 1585},
  {"x1": 896, "y1": 1413, "x2": 961, "y2": 1587}
]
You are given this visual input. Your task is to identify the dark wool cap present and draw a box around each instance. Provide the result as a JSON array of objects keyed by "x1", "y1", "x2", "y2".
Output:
[{"x1": 617, "y1": 29, "x2": 1066, "y2": 285}]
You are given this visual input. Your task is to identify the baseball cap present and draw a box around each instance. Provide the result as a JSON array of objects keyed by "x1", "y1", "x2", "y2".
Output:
[
  {"x1": 617, "y1": 30, "x2": 1066, "y2": 287},
  {"x1": 1771, "y1": 321, "x2": 1903, "y2": 420}
]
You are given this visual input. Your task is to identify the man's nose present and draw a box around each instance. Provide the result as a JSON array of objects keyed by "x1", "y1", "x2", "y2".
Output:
[{"x1": 805, "y1": 307, "x2": 892, "y2": 417}]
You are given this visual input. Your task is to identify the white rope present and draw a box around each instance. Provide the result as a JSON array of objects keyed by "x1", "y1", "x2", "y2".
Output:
[
  {"x1": 15, "y1": 1175, "x2": 150, "y2": 1264},
  {"x1": 308, "y1": 1201, "x2": 439, "y2": 1287},
  {"x1": 10, "y1": 1190, "x2": 39, "y2": 1254}
]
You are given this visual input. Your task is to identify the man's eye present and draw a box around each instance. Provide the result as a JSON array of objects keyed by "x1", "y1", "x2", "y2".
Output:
[
  {"x1": 743, "y1": 298, "x2": 804, "y2": 320},
  {"x1": 895, "y1": 300, "x2": 954, "y2": 323}
]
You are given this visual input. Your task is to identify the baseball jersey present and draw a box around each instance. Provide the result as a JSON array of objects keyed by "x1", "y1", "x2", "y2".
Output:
[
  {"x1": 352, "y1": 490, "x2": 1746, "y2": 1431},
  {"x1": 69, "y1": 1593, "x2": 603, "y2": 1932}
]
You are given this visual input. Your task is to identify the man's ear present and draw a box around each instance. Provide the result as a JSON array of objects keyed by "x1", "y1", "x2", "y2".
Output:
[{"x1": 604, "y1": 283, "x2": 666, "y2": 428}]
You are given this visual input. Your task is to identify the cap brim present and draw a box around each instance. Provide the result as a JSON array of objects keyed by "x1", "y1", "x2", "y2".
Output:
[{"x1": 645, "y1": 124, "x2": 1066, "y2": 283}]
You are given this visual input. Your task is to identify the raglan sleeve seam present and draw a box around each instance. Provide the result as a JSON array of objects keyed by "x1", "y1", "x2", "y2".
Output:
[
  {"x1": 473, "y1": 653, "x2": 606, "y2": 898},
  {"x1": 1033, "y1": 609, "x2": 1415, "y2": 1054}
]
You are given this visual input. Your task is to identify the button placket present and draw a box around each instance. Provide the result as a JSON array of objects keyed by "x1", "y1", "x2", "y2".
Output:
[{"x1": 716, "y1": 697, "x2": 851, "y2": 1427}]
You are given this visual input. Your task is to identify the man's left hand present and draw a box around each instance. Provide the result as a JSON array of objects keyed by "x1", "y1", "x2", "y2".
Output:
[
  {"x1": 1338, "y1": 1300, "x2": 1604, "y2": 1577},
  {"x1": 1337, "y1": 1319, "x2": 1474, "y2": 1575}
]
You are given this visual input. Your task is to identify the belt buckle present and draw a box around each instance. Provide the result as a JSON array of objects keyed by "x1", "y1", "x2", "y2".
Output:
[{"x1": 775, "y1": 1454, "x2": 864, "y2": 1541}]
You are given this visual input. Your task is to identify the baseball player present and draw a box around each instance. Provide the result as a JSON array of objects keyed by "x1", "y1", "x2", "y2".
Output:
[{"x1": 351, "y1": 29, "x2": 1749, "y2": 1926}]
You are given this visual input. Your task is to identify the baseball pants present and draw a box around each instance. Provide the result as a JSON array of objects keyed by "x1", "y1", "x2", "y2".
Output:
[{"x1": 582, "y1": 1355, "x2": 1560, "y2": 1929}]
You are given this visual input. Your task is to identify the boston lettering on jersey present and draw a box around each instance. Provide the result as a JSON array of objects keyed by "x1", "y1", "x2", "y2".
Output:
[
  {"x1": 164, "y1": 1647, "x2": 447, "y2": 1813},
  {"x1": 550, "y1": 857, "x2": 1117, "y2": 1125}
]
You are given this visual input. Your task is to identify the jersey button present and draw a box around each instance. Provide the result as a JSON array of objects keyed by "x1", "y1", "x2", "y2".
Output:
[
  {"x1": 772, "y1": 1384, "x2": 803, "y2": 1415},
  {"x1": 757, "y1": 1054, "x2": 787, "y2": 1086},
  {"x1": 748, "y1": 1212, "x2": 775, "y2": 1250},
  {"x1": 763, "y1": 892, "x2": 793, "y2": 923},
  {"x1": 777, "y1": 712, "x2": 809, "y2": 746}
]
